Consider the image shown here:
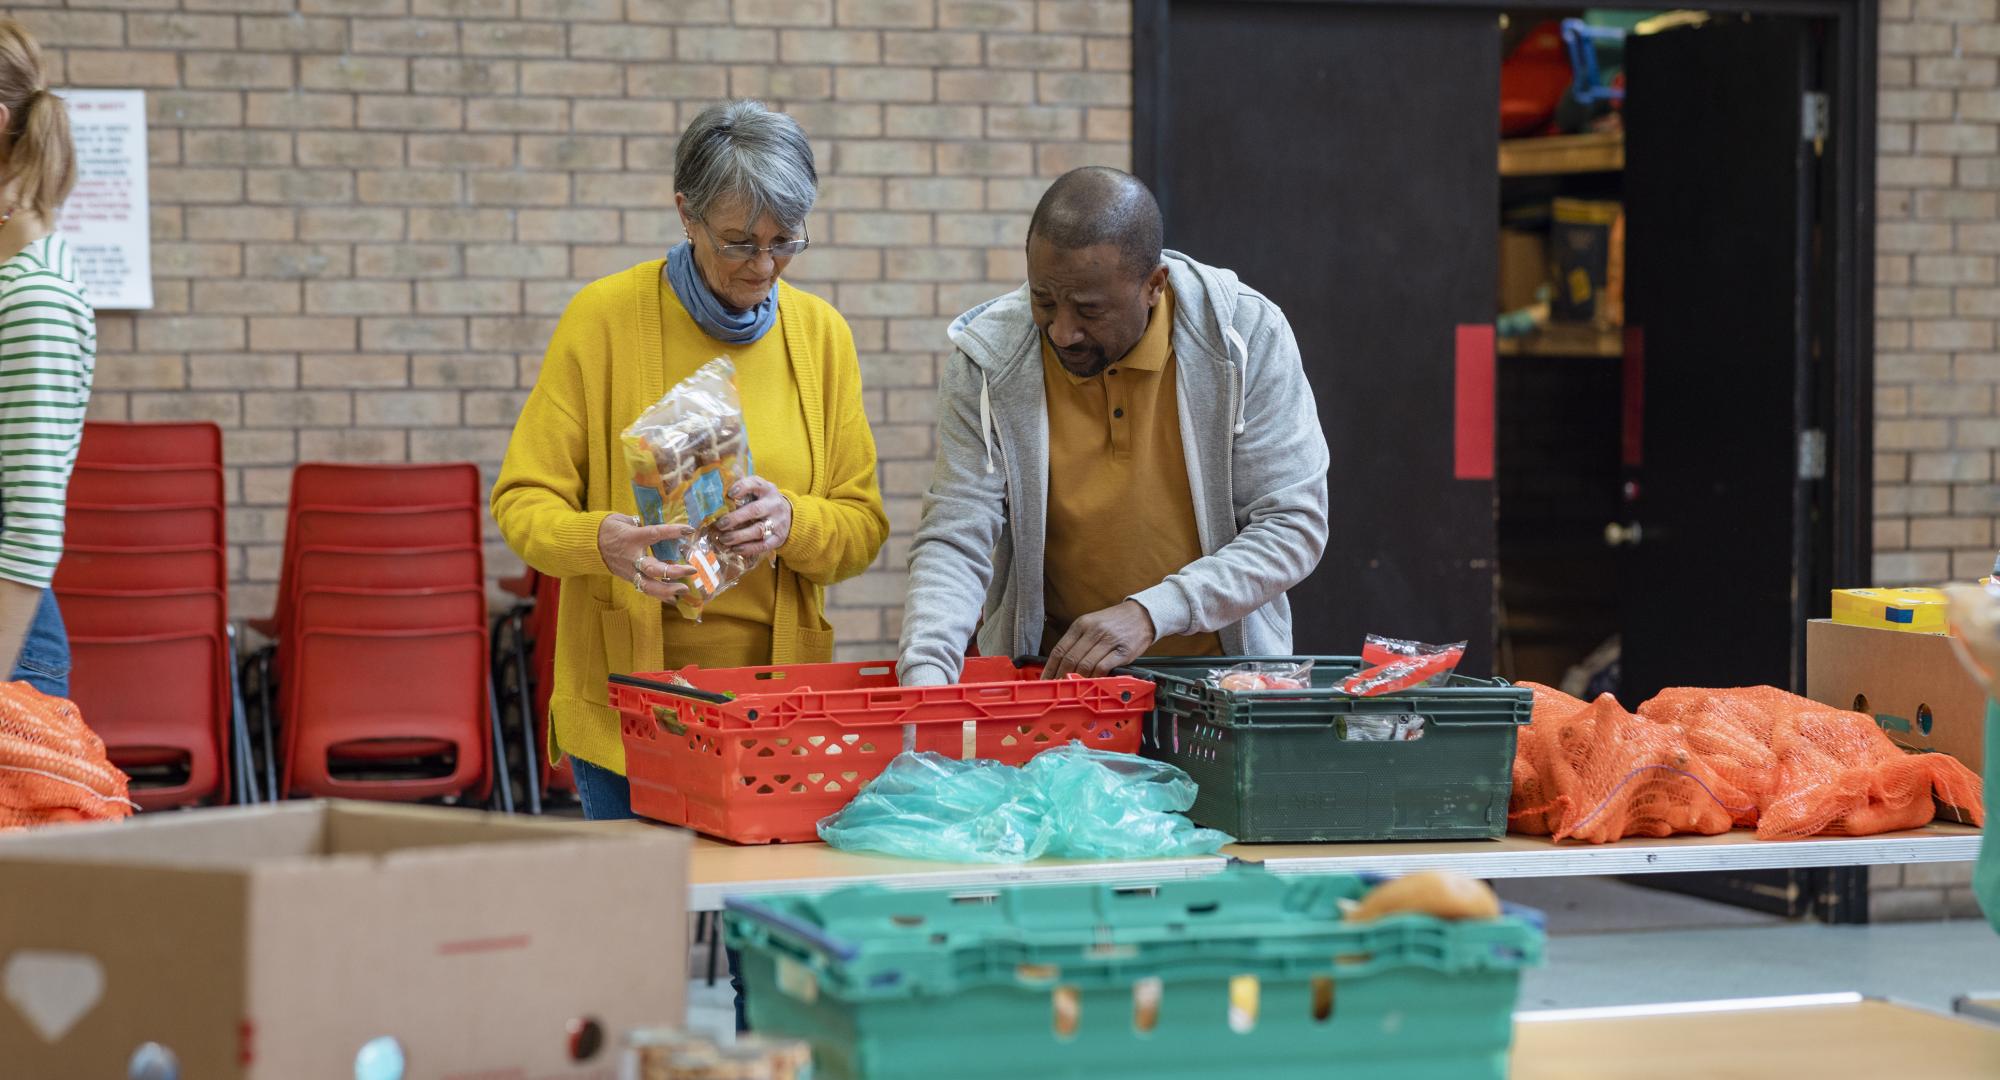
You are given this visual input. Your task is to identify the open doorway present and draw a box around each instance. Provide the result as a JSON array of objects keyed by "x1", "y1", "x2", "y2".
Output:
[
  {"x1": 1493, "y1": 12, "x2": 1850, "y2": 707},
  {"x1": 1136, "y1": 0, "x2": 1873, "y2": 689}
]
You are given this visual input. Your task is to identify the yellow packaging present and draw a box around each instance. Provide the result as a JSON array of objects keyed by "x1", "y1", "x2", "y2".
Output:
[{"x1": 1830, "y1": 587, "x2": 1949, "y2": 634}]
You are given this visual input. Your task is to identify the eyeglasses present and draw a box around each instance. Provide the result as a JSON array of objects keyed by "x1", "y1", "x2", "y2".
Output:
[{"x1": 695, "y1": 217, "x2": 811, "y2": 262}]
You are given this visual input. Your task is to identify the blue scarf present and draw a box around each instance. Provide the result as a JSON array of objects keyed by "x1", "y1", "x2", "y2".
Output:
[{"x1": 665, "y1": 240, "x2": 778, "y2": 345}]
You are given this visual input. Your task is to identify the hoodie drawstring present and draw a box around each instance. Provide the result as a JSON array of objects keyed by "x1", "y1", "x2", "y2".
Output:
[
  {"x1": 1223, "y1": 326, "x2": 1248, "y2": 435},
  {"x1": 979, "y1": 374, "x2": 996, "y2": 474}
]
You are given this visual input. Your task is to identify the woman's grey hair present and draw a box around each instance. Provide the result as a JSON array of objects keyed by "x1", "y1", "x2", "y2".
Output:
[{"x1": 674, "y1": 100, "x2": 817, "y2": 231}]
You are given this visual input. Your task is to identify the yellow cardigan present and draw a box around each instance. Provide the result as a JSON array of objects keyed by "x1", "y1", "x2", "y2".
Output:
[{"x1": 492, "y1": 262, "x2": 889, "y2": 773}]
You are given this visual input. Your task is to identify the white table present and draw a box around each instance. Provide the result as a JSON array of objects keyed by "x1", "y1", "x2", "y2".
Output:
[{"x1": 676, "y1": 823, "x2": 1979, "y2": 911}]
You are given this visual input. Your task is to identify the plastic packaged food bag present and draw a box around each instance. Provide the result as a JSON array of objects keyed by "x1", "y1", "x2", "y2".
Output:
[
  {"x1": 1207, "y1": 659, "x2": 1314, "y2": 692},
  {"x1": 1343, "y1": 638, "x2": 1467, "y2": 696},
  {"x1": 817, "y1": 743, "x2": 1233, "y2": 863},
  {"x1": 622, "y1": 358, "x2": 759, "y2": 621},
  {"x1": 1341, "y1": 715, "x2": 1427, "y2": 742},
  {"x1": 1361, "y1": 635, "x2": 1462, "y2": 688}
]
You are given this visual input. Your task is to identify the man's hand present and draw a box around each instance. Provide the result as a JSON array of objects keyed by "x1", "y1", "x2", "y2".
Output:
[{"x1": 1044, "y1": 600, "x2": 1157, "y2": 680}]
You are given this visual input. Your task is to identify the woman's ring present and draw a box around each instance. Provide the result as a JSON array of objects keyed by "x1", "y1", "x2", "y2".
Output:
[
  {"x1": 632, "y1": 566, "x2": 647, "y2": 592},
  {"x1": 760, "y1": 519, "x2": 776, "y2": 542}
]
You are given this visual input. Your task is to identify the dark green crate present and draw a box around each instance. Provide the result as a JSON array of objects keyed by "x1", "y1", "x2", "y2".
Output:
[
  {"x1": 724, "y1": 866, "x2": 1543, "y2": 1080},
  {"x1": 1127, "y1": 656, "x2": 1532, "y2": 843}
]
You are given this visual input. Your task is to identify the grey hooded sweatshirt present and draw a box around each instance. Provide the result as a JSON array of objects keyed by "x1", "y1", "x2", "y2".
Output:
[{"x1": 897, "y1": 249, "x2": 1331, "y2": 686}]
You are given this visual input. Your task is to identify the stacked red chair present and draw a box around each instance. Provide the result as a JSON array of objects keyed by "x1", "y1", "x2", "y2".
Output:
[
  {"x1": 53, "y1": 421, "x2": 249, "y2": 808},
  {"x1": 495, "y1": 569, "x2": 571, "y2": 812},
  {"x1": 252, "y1": 462, "x2": 502, "y2": 807}
]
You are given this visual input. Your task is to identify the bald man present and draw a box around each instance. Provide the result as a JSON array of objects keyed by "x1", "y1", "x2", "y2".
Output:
[{"x1": 898, "y1": 167, "x2": 1331, "y2": 684}]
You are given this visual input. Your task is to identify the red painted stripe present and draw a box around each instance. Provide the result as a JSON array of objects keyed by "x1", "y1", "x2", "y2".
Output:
[
  {"x1": 1453, "y1": 324, "x2": 1496, "y2": 480},
  {"x1": 437, "y1": 933, "x2": 531, "y2": 956},
  {"x1": 1622, "y1": 326, "x2": 1645, "y2": 468}
]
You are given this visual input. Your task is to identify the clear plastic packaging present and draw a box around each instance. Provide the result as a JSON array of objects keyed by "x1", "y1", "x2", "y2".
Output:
[
  {"x1": 816, "y1": 743, "x2": 1233, "y2": 863},
  {"x1": 1360, "y1": 635, "x2": 1462, "y2": 688},
  {"x1": 1341, "y1": 638, "x2": 1467, "y2": 697},
  {"x1": 1340, "y1": 715, "x2": 1428, "y2": 742},
  {"x1": 1207, "y1": 660, "x2": 1314, "y2": 692},
  {"x1": 621, "y1": 358, "x2": 759, "y2": 622}
]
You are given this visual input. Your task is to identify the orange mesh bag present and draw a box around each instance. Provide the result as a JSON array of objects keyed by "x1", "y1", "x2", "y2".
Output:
[
  {"x1": 0, "y1": 680, "x2": 135, "y2": 828},
  {"x1": 1510, "y1": 683, "x2": 1749, "y2": 844},
  {"x1": 1637, "y1": 686, "x2": 1984, "y2": 840}
]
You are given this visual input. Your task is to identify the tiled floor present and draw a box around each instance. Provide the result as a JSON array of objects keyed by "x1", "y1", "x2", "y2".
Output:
[{"x1": 689, "y1": 876, "x2": 2000, "y2": 1037}]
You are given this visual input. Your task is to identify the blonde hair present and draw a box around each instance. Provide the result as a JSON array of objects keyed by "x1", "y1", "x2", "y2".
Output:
[{"x1": 0, "y1": 21, "x2": 72, "y2": 220}]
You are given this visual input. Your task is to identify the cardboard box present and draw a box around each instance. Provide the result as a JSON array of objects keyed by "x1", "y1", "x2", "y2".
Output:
[
  {"x1": 1498, "y1": 228, "x2": 1550, "y2": 313},
  {"x1": 0, "y1": 800, "x2": 689, "y2": 1079},
  {"x1": 1805, "y1": 619, "x2": 1986, "y2": 777}
]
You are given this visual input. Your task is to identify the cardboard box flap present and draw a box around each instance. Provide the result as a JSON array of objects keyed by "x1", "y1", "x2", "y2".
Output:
[{"x1": 0, "y1": 800, "x2": 328, "y2": 867}]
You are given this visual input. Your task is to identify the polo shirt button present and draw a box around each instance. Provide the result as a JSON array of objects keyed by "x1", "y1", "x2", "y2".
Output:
[{"x1": 1113, "y1": 407, "x2": 1125, "y2": 419}]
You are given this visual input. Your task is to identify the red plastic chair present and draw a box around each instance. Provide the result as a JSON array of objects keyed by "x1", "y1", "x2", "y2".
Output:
[
  {"x1": 66, "y1": 504, "x2": 224, "y2": 549},
  {"x1": 295, "y1": 586, "x2": 487, "y2": 634},
  {"x1": 259, "y1": 505, "x2": 482, "y2": 651},
  {"x1": 56, "y1": 588, "x2": 231, "y2": 808},
  {"x1": 68, "y1": 464, "x2": 225, "y2": 508},
  {"x1": 56, "y1": 545, "x2": 227, "y2": 592},
  {"x1": 282, "y1": 588, "x2": 496, "y2": 796},
  {"x1": 282, "y1": 620, "x2": 493, "y2": 803},
  {"x1": 290, "y1": 462, "x2": 481, "y2": 511},
  {"x1": 294, "y1": 546, "x2": 483, "y2": 594},
  {"x1": 76, "y1": 421, "x2": 223, "y2": 468}
]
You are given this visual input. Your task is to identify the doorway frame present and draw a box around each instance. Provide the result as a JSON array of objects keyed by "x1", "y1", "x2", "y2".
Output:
[{"x1": 1133, "y1": 0, "x2": 1879, "y2": 651}]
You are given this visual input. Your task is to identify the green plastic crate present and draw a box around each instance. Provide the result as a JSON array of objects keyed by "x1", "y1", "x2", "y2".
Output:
[
  {"x1": 1128, "y1": 656, "x2": 1533, "y2": 843},
  {"x1": 724, "y1": 867, "x2": 1543, "y2": 1080}
]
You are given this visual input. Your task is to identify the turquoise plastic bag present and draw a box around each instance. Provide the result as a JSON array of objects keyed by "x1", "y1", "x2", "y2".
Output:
[{"x1": 817, "y1": 743, "x2": 1233, "y2": 863}]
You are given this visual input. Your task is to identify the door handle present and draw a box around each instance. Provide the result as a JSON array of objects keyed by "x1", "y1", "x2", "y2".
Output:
[{"x1": 1605, "y1": 522, "x2": 1644, "y2": 547}]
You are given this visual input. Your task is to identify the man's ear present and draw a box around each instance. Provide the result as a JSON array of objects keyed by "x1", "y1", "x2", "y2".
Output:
[{"x1": 1146, "y1": 263, "x2": 1169, "y2": 305}]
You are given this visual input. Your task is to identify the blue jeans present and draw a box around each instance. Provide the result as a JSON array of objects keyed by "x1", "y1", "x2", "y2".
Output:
[
  {"x1": 570, "y1": 756, "x2": 749, "y2": 1032},
  {"x1": 10, "y1": 587, "x2": 69, "y2": 698}
]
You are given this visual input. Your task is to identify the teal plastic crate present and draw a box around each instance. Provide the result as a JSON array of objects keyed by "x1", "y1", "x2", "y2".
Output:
[
  {"x1": 724, "y1": 867, "x2": 1543, "y2": 1080},
  {"x1": 1128, "y1": 656, "x2": 1533, "y2": 843}
]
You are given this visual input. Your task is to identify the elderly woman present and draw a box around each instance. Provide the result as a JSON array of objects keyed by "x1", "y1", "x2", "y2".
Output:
[{"x1": 494, "y1": 99, "x2": 888, "y2": 822}]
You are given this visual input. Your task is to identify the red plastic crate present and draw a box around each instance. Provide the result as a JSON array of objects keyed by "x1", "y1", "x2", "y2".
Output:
[{"x1": 611, "y1": 656, "x2": 1152, "y2": 843}]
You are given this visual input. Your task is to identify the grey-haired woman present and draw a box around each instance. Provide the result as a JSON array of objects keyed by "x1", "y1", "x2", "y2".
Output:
[{"x1": 494, "y1": 100, "x2": 889, "y2": 825}]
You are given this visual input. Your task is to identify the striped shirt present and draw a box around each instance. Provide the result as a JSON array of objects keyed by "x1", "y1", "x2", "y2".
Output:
[{"x1": 0, "y1": 234, "x2": 95, "y2": 589}]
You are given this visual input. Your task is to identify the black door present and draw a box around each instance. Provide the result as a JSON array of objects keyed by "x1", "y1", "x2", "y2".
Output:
[
  {"x1": 1139, "y1": 0, "x2": 1502, "y2": 670},
  {"x1": 1618, "y1": 18, "x2": 1818, "y2": 704}
]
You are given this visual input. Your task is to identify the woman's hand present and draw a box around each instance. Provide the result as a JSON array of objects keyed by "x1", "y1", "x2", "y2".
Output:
[
  {"x1": 598, "y1": 515, "x2": 696, "y2": 604},
  {"x1": 716, "y1": 476, "x2": 792, "y2": 559}
]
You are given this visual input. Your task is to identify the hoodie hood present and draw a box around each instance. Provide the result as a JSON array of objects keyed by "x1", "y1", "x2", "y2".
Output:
[{"x1": 947, "y1": 250, "x2": 1253, "y2": 472}]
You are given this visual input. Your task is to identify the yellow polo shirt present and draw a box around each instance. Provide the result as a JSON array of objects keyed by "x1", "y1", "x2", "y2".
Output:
[{"x1": 1040, "y1": 285, "x2": 1222, "y2": 658}]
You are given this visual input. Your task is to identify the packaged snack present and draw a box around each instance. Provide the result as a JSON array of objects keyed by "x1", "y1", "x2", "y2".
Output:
[
  {"x1": 622, "y1": 358, "x2": 761, "y2": 622},
  {"x1": 1341, "y1": 639, "x2": 1467, "y2": 697},
  {"x1": 1207, "y1": 659, "x2": 1315, "y2": 692},
  {"x1": 1360, "y1": 635, "x2": 1463, "y2": 688},
  {"x1": 1340, "y1": 715, "x2": 1428, "y2": 741}
]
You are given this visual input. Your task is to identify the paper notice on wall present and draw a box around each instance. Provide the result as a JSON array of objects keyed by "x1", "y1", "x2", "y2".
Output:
[{"x1": 53, "y1": 89, "x2": 151, "y2": 311}]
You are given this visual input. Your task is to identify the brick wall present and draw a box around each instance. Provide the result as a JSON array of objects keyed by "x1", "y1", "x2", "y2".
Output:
[
  {"x1": 1875, "y1": 0, "x2": 2000, "y2": 589},
  {"x1": 1872, "y1": 0, "x2": 1992, "y2": 921},
  {"x1": 14, "y1": 0, "x2": 1131, "y2": 658}
]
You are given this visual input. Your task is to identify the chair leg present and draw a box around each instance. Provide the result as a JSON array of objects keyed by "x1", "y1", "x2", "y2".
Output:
[
  {"x1": 226, "y1": 625, "x2": 259, "y2": 804},
  {"x1": 509, "y1": 611, "x2": 542, "y2": 815},
  {"x1": 254, "y1": 648, "x2": 279, "y2": 800},
  {"x1": 486, "y1": 669, "x2": 515, "y2": 814}
]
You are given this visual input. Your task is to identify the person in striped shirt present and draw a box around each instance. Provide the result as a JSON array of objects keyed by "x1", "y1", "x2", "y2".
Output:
[{"x1": 0, "y1": 21, "x2": 89, "y2": 697}]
